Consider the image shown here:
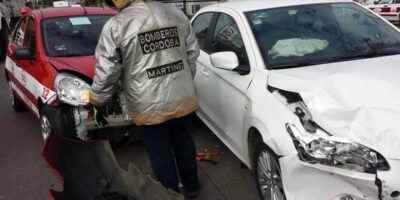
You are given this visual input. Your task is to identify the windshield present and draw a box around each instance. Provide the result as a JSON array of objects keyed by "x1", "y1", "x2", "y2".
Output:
[
  {"x1": 42, "y1": 15, "x2": 111, "y2": 57},
  {"x1": 246, "y1": 3, "x2": 400, "y2": 69}
]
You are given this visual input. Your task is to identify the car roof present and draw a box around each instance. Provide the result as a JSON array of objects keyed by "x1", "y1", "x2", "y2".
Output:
[
  {"x1": 31, "y1": 6, "x2": 116, "y2": 19},
  {"x1": 207, "y1": 0, "x2": 354, "y2": 12}
]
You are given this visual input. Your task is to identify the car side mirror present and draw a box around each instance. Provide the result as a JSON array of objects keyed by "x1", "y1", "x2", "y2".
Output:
[
  {"x1": 210, "y1": 51, "x2": 250, "y2": 75},
  {"x1": 210, "y1": 51, "x2": 239, "y2": 71},
  {"x1": 14, "y1": 48, "x2": 34, "y2": 60}
]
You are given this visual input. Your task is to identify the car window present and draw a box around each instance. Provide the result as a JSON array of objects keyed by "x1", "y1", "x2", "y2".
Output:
[
  {"x1": 23, "y1": 18, "x2": 35, "y2": 52},
  {"x1": 394, "y1": 0, "x2": 400, "y2": 3},
  {"x1": 13, "y1": 17, "x2": 28, "y2": 47},
  {"x1": 210, "y1": 13, "x2": 249, "y2": 66},
  {"x1": 246, "y1": 3, "x2": 400, "y2": 69},
  {"x1": 42, "y1": 15, "x2": 111, "y2": 57},
  {"x1": 192, "y1": 13, "x2": 214, "y2": 52}
]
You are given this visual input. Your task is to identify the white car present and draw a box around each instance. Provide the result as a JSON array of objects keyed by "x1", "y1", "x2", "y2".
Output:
[
  {"x1": 191, "y1": 0, "x2": 400, "y2": 200},
  {"x1": 367, "y1": 0, "x2": 400, "y2": 24}
]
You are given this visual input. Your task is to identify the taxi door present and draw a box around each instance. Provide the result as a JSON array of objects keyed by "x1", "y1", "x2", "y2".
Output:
[{"x1": 6, "y1": 16, "x2": 41, "y2": 115}]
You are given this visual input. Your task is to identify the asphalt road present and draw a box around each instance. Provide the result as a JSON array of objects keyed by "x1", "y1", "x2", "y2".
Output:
[
  {"x1": 0, "y1": 63, "x2": 258, "y2": 200},
  {"x1": 0, "y1": 65, "x2": 58, "y2": 199}
]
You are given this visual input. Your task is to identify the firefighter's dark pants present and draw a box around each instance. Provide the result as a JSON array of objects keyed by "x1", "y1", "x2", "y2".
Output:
[{"x1": 142, "y1": 113, "x2": 200, "y2": 193}]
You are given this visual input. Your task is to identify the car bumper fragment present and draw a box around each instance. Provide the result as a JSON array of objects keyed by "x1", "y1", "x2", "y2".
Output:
[
  {"x1": 280, "y1": 155, "x2": 400, "y2": 200},
  {"x1": 42, "y1": 132, "x2": 184, "y2": 200},
  {"x1": 73, "y1": 106, "x2": 134, "y2": 141},
  {"x1": 377, "y1": 159, "x2": 400, "y2": 200}
]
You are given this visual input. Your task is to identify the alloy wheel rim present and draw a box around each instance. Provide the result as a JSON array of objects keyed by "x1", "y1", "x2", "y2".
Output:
[
  {"x1": 40, "y1": 116, "x2": 52, "y2": 141},
  {"x1": 257, "y1": 149, "x2": 285, "y2": 200}
]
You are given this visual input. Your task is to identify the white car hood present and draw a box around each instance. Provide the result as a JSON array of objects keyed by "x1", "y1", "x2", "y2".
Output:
[{"x1": 268, "y1": 55, "x2": 400, "y2": 159}]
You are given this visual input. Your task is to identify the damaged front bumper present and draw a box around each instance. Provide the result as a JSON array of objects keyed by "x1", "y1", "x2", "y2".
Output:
[
  {"x1": 280, "y1": 155, "x2": 400, "y2": 200},
  {"x1": 377, "y1": 159, "x2": 400, "y2": 200},
  {"x1": 72, "y1": 105, "x2": 135, "y2": 141}
]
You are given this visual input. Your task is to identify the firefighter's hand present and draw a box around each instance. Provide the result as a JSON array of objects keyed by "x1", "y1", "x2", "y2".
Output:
[{"x1": 81, "y1": 90, "x2": 103, "y2": 106}]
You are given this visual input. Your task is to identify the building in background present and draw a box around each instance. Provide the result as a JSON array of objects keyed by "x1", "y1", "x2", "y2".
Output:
[
  {"x1": 17, "y1": 0, "x2": 225, "y2": 17},
  {"x1": 2, "y1": 0, "x2": 25, "y2": 29}
]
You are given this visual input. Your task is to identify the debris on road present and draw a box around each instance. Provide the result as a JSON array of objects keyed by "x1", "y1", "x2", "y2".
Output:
[{"x1": 196, "y1": 148, "x2": 223, "y2": 165}]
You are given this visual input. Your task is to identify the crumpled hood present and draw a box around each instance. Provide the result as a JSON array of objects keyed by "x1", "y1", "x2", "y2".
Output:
[
  {"x1": 268, "y1": 55, "x2": 400, "y2": 159},
  {"x1": 48, "y1": 56, "x2": 96, "y2": 79}
]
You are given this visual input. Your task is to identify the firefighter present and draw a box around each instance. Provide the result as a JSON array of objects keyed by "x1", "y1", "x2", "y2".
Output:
[{"x1": 88, "y1": 0, "x2": 201, "y2": 198}]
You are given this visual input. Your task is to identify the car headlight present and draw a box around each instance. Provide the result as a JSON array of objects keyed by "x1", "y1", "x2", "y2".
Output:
[
  {"x1": 54, "y1": 73, "x2": 90, "y2": 106},
  {"x1": 286, "y1": 123, "x2": 390, "y2": 173}
]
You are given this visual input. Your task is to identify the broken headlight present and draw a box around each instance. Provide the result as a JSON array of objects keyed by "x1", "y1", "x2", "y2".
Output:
[
  {"x1": 55, "y1": 73, "x2": 91, "y2": 106},
  {"x1": 286, "y1": 123, "x2": 390, "y2": 173}
]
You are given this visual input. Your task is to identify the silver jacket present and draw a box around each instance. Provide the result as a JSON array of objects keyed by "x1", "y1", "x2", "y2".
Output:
[{"x1": 91, "y1": 0, "x2": 200, "y2": 125}]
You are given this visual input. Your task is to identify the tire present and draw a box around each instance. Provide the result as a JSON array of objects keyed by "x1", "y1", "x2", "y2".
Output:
[
  {"x1": 8, "y1": 81, "x2": 27, "y2": 112},
  {"x1": 253, "y1": 143, "x2": 286, "y2": 200},
  {"x1": 40, "y1": 106, "x2": 54, "y2": 142},
  {"x1": 40, "y1": 105, "x2": 76, "y2": 142}
]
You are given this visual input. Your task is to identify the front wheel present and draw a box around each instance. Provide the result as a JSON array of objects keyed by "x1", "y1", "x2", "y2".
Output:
[
  {"x1": 39, "y1": 105, "x2": 75, "y2": 142},
  {"x1": 40, "y1": 106, "x2": 56, "y2": 142},
  {"x1": 254, "y1": 143, "x2": 286, "y2": 200}
]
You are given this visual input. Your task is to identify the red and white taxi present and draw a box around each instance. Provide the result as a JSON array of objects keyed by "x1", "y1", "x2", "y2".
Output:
[
  {"x1": 367, "y1": 0, "x2": 400, "y2": 24},
  {"x1": 2, "y1": 6, "x2": 133, "y2": 142}
]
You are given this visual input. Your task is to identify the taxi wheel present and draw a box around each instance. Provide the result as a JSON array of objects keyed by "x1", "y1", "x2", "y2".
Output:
[
  {"x1": 40, "y1": 105, "x2": 76, "y2": 142},
  {"x1": 253, "y1": 143, "x2": 286, "y2": 200},
  {"x1": 40, "y1": 106, "x2": 55, "y2": 142},
  {"x1": 8, "y1": 81, "x2": 27, "y2": 112}
]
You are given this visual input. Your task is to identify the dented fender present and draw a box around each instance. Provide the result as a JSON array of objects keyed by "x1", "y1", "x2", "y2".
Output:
[{"x1": 245, "y1": 71, "x2": 298, "y2": 160}]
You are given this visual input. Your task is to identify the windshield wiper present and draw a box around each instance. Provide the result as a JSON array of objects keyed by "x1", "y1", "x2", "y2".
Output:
[
  {"x1": 271, "y1": 61, "x2": 322, "y2": 69},
  {"x1": 56, "y1": 53, "x2": 91, "y2": 57}
]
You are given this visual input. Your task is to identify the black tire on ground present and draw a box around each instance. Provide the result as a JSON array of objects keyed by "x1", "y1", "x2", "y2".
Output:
[
  {"x1": 8, "y1": 81, "x2": 27, "y2": 112},
  {"x1": 253, "y1": 143, "x2": 286, "y2": 200}
]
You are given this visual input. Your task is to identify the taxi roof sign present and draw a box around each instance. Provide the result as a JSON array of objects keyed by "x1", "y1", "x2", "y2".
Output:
[{"x1": 53, "y1": 1, "x2": 70, "y2": 7}]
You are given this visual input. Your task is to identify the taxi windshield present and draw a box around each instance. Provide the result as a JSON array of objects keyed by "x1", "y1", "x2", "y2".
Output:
[
  {"x1": 42, "y1": 15, "x2": 111, "y2": 57},
  {"x1": 246, "y1": 3, "x2": 400, "y2": 69}
]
